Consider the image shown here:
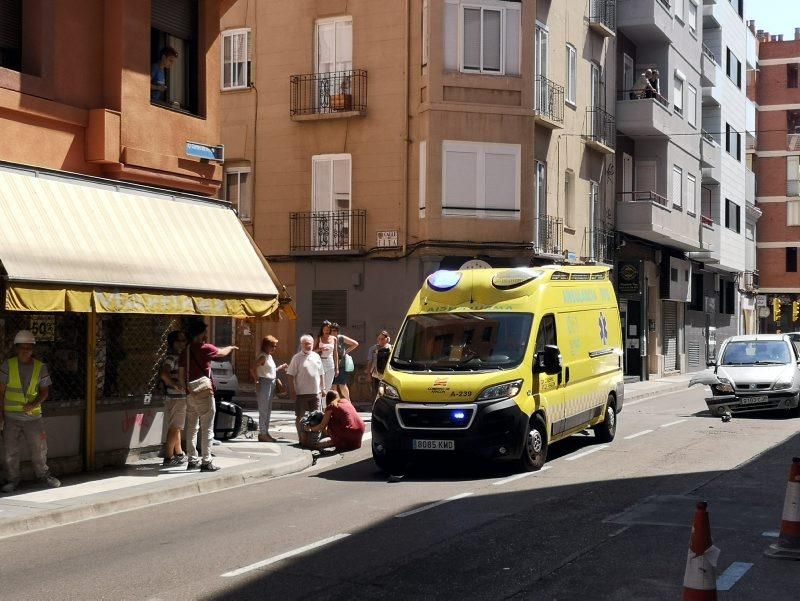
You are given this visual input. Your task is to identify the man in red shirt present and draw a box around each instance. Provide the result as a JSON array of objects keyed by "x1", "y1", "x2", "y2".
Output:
[
  {"x1": 304, "y1": 390, "x2": 366, "y2": 452},
  {"x1": 179, "y1": 321, "x2": 237, "y2": 471}
]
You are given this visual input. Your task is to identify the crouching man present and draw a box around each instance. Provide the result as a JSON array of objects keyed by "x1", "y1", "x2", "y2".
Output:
[{"x1": 0, "y1": 330, "x2": 61, "y2": 493}]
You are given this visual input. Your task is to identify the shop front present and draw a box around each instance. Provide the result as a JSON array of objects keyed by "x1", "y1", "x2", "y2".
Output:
[{"x1": 0, "y1": 164, "x2": 290, "y2": 473}]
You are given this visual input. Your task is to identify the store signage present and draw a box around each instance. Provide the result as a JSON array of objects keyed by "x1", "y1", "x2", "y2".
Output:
[
  {"x1": 186, "y1": 141, "x2": 224, "y2": 162},
  {"x1": 377, "y1": 230, "x2": 399, "y2": 248},
  {"x1": 617, "y1": 261, "x2": 640, "y2": 294},
  {"x1": 29, "y1": 315, "x2": 55, "y2": 341},
  {"x1": 756, "y1": 294, "x2": 767, "y2": 307}
]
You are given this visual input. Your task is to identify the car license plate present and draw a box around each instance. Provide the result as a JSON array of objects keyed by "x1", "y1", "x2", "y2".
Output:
[
  {"x1": 412, "y1": 439, "x2": 455, "y2": 451},
  {"x1": 739, "y1": 395, "x2": 768, "y2": 405}
]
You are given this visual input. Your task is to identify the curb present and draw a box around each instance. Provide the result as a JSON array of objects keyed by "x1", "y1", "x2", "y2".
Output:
[
  {"x1": 624, "y1": 381, "x2": 692, "y2": 404},
  {"x1": 0, "y1": 449, "x2": 313, "y2": 540}
]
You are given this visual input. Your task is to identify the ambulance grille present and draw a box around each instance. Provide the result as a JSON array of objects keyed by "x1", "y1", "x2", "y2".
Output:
[{"x1": 397, "y1": 407, "x2": 476, "y2": 430}]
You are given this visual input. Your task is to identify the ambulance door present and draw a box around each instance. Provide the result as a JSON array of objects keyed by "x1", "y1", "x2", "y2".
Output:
[{"x1": 533, "y1": 314, "x2": 564, "y2": 437}]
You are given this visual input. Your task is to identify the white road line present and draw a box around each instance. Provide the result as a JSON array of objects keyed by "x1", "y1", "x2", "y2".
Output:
[
  {"x1": 623, "y1": 429, "x2": 654, "y2": 440},
  {"x1": 395, "y1": 492, "x2": 474, "y2": 518},
  {"x1": 660, "y1": 419, "x2": 687, "y2": 428},
  {"x1": 221, "y1": 533, "x2": 351, "y2": 577},
  {"x1": 762, "y1": 530, "x2": 780, "y2": 538},
  {"x1": 492, "y1": 466, "x2": 551, "y2": 486},
  {"x1": 716, "y1": 561, "x2": 753, "y2": 591},
  {"x1": 565, "y1": 445, "x2": 609, "y2": 461}
]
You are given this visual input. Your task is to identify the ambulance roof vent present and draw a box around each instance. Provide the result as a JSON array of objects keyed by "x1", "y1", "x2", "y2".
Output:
[
  {"x1": 492, "y1": 268, "x2": 543, "y2": 290},
  {"x1": 427, "y1": 270, "x2": 462, "y2": 291}
]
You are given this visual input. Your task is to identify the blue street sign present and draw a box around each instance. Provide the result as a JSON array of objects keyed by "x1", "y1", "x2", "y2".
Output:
[{"x1": 186, "y1": 141, "x2": 224, "y2": 162}]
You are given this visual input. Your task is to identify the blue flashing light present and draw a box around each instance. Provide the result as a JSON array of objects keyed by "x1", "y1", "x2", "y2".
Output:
[
  {"x1": 427, "y1": 270, "x2": 462, "y2": 291},
  {"x1": 451, "y1": 410, "x2": 466, "y2": 421}
]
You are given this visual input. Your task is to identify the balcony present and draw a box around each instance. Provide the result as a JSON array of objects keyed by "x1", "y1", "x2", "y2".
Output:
[
  {"x1": 616, "y1": 91, "x2": 671, "y2": 138},
  {"x1": 701, "y1": 131, "x2": 721, "y2": 184},
  {"x1": 701, "y1": 44, "x2": 717, "y2": 87},
  {"x1": 583, "y1": 226, "x2": 616, "y2": 265},
  {"x1": 583, "y1": 107, "x2": 616, "y2": 154},
  {"x1": 534, "y1": 75, "x2": 564, "y2": 129},
  {"x1": 290, "y1": 70, "x2": 367, "y2": 121},
  {"x1": 533, "y1": 215, "x2": 564, "y2": 257},
  {"x1": 589, "y1": 0, "x2": 617, "y2": 38},
  {"x1": 745, "y1": 168, "x2": 755, "y2": 205},
  {"x1": 703, "y1": 0, "x2": 722, "y2": 28},
  {"x1": 617, "y1": 0, "x2": 672, "y2": 44},
  {"x1": 616, "y1": 191, "x2": 703, "y2": 251},
  {"x1": 289, "y1": 210, "x2": 367, "y2": 255}
]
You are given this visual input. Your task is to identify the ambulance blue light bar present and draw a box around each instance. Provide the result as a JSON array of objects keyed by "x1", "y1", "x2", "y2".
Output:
[{"x1": 427, "y1": 270, "x2": 462, "y2": 291}]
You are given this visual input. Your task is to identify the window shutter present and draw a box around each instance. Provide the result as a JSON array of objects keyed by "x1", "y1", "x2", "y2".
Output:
[
  {"x1": 312, "y1": 290, "x2": 348, "y2": 327},
  {"x1": 444, "y1": 146, "x2": 479, "y2": 215},
  {"x1": 673, "y1": 78, "x2": 683, "y2": 112},
  {"x1": 484, "y1": 151, "x2": 517, "y2": 212},
  {"x1": 238, "y1": 172, "x2": 251, "y2": 220},
  {"x1": 332, "y1": 157, "x2": 351, "y2": 211},
  {"x1": 0, "y1": 0, "x2": 21, "y2": 49},
  {"x1": 789, "y1": 200, "x2": 800, "y2": 226},
  {"x1": 152, "y1": 0, "x2": 196, "y2": 40},
  {"x1": 636, "y1": 161, "x2": 657, "y2": 197},
  {"x1": 672, "y1": 166, "x2": 682, "y2": 208},
  {"x1": 505, "y1": 7, "x2": 520, "y2": 75},
  {"x1": 444, "y1": 2, "x2": 458, "y2": 70},
  {"x1": 463, "y1": 8, "x2": 481, "y2": 70},
  {"x1": 687, "y1": 85, "x2": 696, "y2": 126},
  {"x1": 482, "y1": 9, "x2": 502, "y2": 72}
]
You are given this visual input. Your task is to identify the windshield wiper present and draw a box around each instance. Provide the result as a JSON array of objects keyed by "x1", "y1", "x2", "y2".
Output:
[
  {"x1": 391, "y1": 359, "x2": 428, "y2": 370},
  {"x1": 753, "y1": 360, "x2": 786, "y2": 365}
]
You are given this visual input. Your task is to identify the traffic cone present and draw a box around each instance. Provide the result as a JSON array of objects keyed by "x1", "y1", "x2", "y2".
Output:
[
  {"x1": 682, "y1": 501, "x2": 720, "y2": 601},
  {"x1": 764, "y1": 457, "x2": 800, "y2": 560}
]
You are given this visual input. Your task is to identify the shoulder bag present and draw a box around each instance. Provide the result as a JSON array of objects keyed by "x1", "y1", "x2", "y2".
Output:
[{"x1": 187, "y1": 347, "x2": 214, "y2": 401}]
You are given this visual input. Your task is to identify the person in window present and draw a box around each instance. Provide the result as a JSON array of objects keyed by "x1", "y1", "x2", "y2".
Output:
[
  {"x1": 330, "y1": 323, "x2": 359, "y2": 400},
  {"x1": 151, "y1": 46, "x2": 179, "y2": 102},
  {"x1": 303, "y1": 391, "x2": 366, "y2": 452}
]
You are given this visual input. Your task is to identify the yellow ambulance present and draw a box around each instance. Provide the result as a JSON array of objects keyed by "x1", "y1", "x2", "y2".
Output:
[{"x1": 371, "y1": 265, "x2": 624, "y2": 473}]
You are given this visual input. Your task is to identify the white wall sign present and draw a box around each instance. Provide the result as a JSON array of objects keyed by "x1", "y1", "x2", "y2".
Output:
[{"x1": 377, "y1": 230, "x2": 399, "y2": 248}]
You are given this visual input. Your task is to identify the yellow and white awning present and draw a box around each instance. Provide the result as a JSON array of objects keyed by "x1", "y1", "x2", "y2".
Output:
[{"x1": 0, "y1": 167, "x2": 282, "y2": 318}]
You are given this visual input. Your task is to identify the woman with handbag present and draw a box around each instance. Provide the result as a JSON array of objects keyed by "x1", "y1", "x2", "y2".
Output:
[
  {"x1": 179, "y1": 321, "x2": 237, "y2": 472},
  {"x1": 330, "y1": 323, "x2": 358, "y2": 400},
  {"x1": 251, "y1": 335, "x2": 288, "y2": 443}
]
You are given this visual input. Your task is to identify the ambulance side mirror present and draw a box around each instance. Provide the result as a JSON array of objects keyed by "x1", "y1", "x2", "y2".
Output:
[{"x1": 536, "y1": 345, "x2": 562, "y2": 375}]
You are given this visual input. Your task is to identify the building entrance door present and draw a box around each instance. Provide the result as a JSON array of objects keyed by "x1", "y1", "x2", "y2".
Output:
[
  {"x1": 623, "y1": 299, "x2": 643, "y2": 379},
  {"x1": 663, "y1": 300, "x2": 679, "y2": 373}
]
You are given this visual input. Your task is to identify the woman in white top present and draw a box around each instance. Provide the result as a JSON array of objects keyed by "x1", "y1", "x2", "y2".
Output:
[
  {"x1": 315, "y1": 320, "x2": 339, "y2": 397},
  {"x1": 251, "y1": 335, "x2": 287, "y2": 442}
]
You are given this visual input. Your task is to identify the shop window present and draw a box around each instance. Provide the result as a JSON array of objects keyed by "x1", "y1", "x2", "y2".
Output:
[
  {"x1": 0, "y1": 0, "x2": 21, "y2": 71},
  {"x1": 312, "y1": 290, "x2": 348, "y2": 327},
  {"x1": 151, "y1": 0, "x2": 200, "y2": 115},
  {"x1": 787, "y1": 247, "x2": 798, "y2": 273},
  {"x1": 221, "y1": 28, "x2": 252, "y2": 90},
  {"x1": 225, "y1": 166, "x2": 251, "y2": 222},
  {"x1": 718, "y1": 281, "x2": 735, "y2": 315},
  {"x1": 689, "y1": 273, "x2": 704, "y2": 311}
]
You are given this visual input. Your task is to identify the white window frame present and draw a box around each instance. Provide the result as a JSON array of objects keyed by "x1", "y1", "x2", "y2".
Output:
[
  {"x1": 673, "y1": 70, "x2": 685, "y2": 116},
  {"x1": 459, "y1": 4, "x2": 506, "y2": 75},
  {"x1": 688, "y1": 0, "x2": 698, "y2": 33},
  {"x1": 311, "y1": 153, "x2": 353, "y2": 250},
  {"x1": 566, "y1": 43, "x2": 577, "y2": 105},
  {"x1": 225, "y1": 166, "x2": 252, "y2": 222},
  {"x1": 672, "y1": 165, "x2": 683, "y2": 210},
  {"x1": 674, "y1": 0, "x2": 685, "y2": 23},
  {"x1": 687, "y1": 84, "x2": 697, "y2": 127},
  {"x1": 564, "y1": 169, "x2": 575, "y2": 230},
  {"x1": 687, "y1": 173, "x2": 697, "y2": 215},
  {"x1": 442, "y1": 140, "x2": 521, "y2": 219},
  {"x1": 315, "y1": 16, "x2": 353, "y2": 74},
  {"x1": 221, "y1": 28, "x2": 251, "y2": 91}
]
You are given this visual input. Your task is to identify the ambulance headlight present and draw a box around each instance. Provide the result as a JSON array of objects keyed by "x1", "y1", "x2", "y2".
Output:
[
  {"x1": 477, "y1": 379, "x2": 524, "y2": 401},
  {"x1": 379, "y1": 382, "x2": 400, "y2": 400}
]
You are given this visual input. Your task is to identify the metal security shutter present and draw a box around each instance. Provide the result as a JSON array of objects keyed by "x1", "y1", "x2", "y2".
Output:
[
  {"x1": 688, "y1": 340, "x2": 702, "y2": 369},
  {"x1": 311, "y1": 290, "x2": 348, "y2": 328},
  {"x1": 0, "y1": 0, "x2": 21, "y2": 49},
  {"x1": 152, "y1": 0, "x2": 196, "y2": 40},
  {"x1": 663, "y1": 301, "x2": 679, "y2": 373}
]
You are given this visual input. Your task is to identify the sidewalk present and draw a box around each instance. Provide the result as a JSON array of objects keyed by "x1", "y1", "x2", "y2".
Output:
[{"x1": 623, "y1": 370, "x2": 707, "y2": 403}]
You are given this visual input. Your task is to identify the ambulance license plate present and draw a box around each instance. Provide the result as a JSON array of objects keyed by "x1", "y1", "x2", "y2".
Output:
[
  {"x1": 739, "y1": 395, "x2": 768, "y2": 405},
  {"x1": 413, "y1": 439, "x2": 455, "y2": 451}
]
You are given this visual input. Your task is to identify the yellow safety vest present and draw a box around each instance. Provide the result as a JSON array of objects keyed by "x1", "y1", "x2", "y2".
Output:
[{"x1": 4, "y1": 357, "x2": 43, "y2": 417}]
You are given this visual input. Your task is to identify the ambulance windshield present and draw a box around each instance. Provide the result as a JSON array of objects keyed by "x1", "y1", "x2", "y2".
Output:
[{"x1": 391, "y1": 312, "x2": 533, "y2": 371}]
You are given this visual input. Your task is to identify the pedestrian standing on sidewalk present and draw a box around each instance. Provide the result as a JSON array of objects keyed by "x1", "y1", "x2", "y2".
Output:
[
  {"x1": 251, "y1": 335, "x2": 287, "y2": 443},
  {"x1": 286, "y1": 334, "x2": 325, "y2": 441},
  {"x1": 303, "y1": 390, "x2": 366, "y2": 452},
  {"x1": 315, "y1": 320, "x2": 339, "y2": 399},
  {"x1": 180, "y1": 321, "x2": 237, "y2": 472},
  {"x1": 159, "y1": 330, "x2": 188, "y2": 466},
  {"x1": 0, "y1": 330, "x2": 61, "y2": 493},
  {"x1": 366, "y1": 331, "x2": 392, "y2": 398},
  {"x1": 330, "y1": 323, "x2": 358, "y2": 400}
]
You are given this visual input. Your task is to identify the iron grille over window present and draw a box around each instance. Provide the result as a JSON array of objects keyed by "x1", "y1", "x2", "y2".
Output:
[{"x1": 290, "y1": 70, "x2": 367, "y2": 117}]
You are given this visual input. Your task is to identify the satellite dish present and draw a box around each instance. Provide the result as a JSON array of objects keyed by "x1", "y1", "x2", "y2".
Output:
[{"x1": 460, "y1": 259, "x2": 492, "y2": 270}]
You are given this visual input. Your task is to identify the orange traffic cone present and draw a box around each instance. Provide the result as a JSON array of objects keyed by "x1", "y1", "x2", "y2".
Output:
[
  {"x1": 682, "y1": 501, "x2": 720, "y2": 601},
  {"x1": 765, "y1": 456, "x2": 800, "y2": 560}
]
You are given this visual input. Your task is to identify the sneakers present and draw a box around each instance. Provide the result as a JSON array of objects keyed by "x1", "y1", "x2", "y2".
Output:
[
  {"x1": 163, "y1": 454, "x2": 187, "y2": 467},
  {"x1": 200, "y1": 462, "x2": 220, "y2": 472},
  {"x1": 186, "y1": 459, "x2": 201, "y2": 470},
  {"x1": 41, "y1": 476, "x2": 61, "y2": 488},
  {"x1": 1, "y1": 481, "x2": 18, "y2": 493}
]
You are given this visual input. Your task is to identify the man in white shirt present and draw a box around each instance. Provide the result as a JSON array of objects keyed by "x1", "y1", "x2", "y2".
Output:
[{"x1": 286, "y1": 334, "x2": 325, "y2": 440}]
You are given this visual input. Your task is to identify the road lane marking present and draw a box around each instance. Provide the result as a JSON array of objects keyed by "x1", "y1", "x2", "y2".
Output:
[
  {"x1": 660, "y1": 419, "x2": 687, "y2": 428},
  {"x1": 492, "y1": 466, "x2": 551, "y2": 486},
  {"x1": 221, "y1": 533, "x2": 351, "y2": 577},
  {"x1": 623, "y1": 429, "x2": 653, "y2": 440},
  {"x1": 565, "y1": 445, "x2": 609, "y2": 461},
  {"x1": 395, "y1": 492, "x2": 474, "y2": 518},
  {"x1": 716, "y1": 561, "x2": 753, "y2": 591},
  {"x1": 762, "y1": 530, "x2": 779, "y2": 538}
]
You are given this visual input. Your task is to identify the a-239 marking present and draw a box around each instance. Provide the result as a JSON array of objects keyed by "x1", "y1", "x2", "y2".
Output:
[{"x1": 450, "y1": 391, "x2": 473, "y2": 398}]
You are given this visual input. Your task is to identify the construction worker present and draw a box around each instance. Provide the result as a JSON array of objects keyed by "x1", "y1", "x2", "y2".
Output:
[{"x1": 0, "y1": 330, "x2": 61, "y2": 493}]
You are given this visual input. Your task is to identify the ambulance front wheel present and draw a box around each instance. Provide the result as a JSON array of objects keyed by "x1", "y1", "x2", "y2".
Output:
[
  {"x1": 593, "y1": 394, "x2": 617, "y2": 443},
  {"x1": 372, "y1": 442, "x2": 405, "y2": 474},
  {"x1": 519, "y1": 415, "x2": 548, "y2": 472}
]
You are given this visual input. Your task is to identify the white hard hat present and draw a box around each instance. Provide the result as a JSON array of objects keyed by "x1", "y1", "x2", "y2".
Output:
[{"x1": 13, "y1": 330, "x2": 36, "y2": 345}]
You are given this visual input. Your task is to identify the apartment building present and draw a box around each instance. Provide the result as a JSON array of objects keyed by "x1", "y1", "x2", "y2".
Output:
[{"x1": 753, "y1": 25, "x2": 800, "y2": 332}]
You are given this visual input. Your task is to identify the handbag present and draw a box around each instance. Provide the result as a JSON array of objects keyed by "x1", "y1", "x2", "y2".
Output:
[
  {"x1": 187, "y1": 347, "x2": 214, "y2": 401},
  {"x1": 344, "y1": 353, "x2": 355, "y2": 373}
]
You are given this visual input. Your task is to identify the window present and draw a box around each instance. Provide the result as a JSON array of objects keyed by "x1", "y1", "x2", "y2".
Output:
[
  {"x1": 312, "y1": 290, "x2": 348, "y2": 327},
  {"x1": 312, "y1": 154, "x2": 351, "y2": 214},
  {"x1": 688, "y1": 0, "x2": 698, "y2": 33},
  {"x1": 689, "y1": 273, "x2": 704, "y2": 311},
  {"x1": 535, "y1": 24, "x2": 548, "y2": 79},
  {"x1": 723, "y1": 281, "x2": 735, "y2": 315},
  {"x1": 535, "y1": 314, "x2": 557, "y2": 352},
  {"x1": 687, "y1": 84, "x2": 697, "y2": 127},
  {"x1": 725, "y1": 198, "x2": 740, "y2": 233},
  {"x1": 534, "y1": 161, "x2": 547, "y2": 246},
  {"x1": 454, "y1": 1, "x2": 520, "y2": 75},
  {"x1": 419, "y1": 141, "x2": 427, "y2": 216},
  {"x1": 564, "y1": 169, "x2": 575, "y2": 229},
  {"x1": 788, "y1": 200, "x2": 800, "y2": 226},
  {"x1": 442, "y1": 141, "x2": 521, "y2": 218},
  {"x1": 221, "y1": 29, "x2": 252, "y2": 90},
  {"x1": 787, "y1": 248, "x2": 798, "y2": 273},
  {"x1": 687, "y1": 173, "x2": 697, "y2": 215},
  {"x1": 463, "y1": 6, "x2": 502, "y2": 73},
  {"x1": 726, "y1": 47, "x2": 742, "y2": 88},
  {"x1": 788, "y1": 63, "x2": 799, "y2": 89},
  {"x1": 151, "y1": 0, "x2": 200, "y2": 114},
  {"x1": 675, "y1": 0, "x2": 684, "y2": 22},
  {"x1": 316, "y1": 17, "x2": 353, "y2": 74},
  {"x1": 212, "y1": 318, "x2": 235, "y2": 348},
  {"x1": 422, "y1": 0, "x2": 429, "y2": 66},
  {"x1": 0, "y1": 0, "x2": 22, "y2": 71},
  {"x1": 673, "y1": 71, "x2": 684, "y2": 116},
  {"x1": 672, "y1": 165, "x2": 683, "y2": 210},
  {"x1": 225, "y1": 167, "x2": 252, "y2": 221},
  {"x1": 726, "y1": 123, "x2": 741, "y2": 161},
  {"x1": 566, "y1": 44, "x2": 577, "y2": 105}
]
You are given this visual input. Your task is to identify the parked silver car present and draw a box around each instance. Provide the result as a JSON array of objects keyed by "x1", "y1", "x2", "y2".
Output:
[{"x1": 690, "y1": 334, "x2": 800, "y2": 417}]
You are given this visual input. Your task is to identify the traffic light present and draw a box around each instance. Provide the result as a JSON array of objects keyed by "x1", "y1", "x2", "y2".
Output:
[
  {"x1": 793, "y1": 301, "x2": 800, "y2": 323},
  {"x1": 773, "y1": 298, "x2": 782, "y2": 323}
]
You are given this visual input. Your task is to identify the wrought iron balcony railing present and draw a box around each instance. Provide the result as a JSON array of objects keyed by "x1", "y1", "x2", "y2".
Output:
[
  {"x1": 584, "y1": 107, "x2": 616, "y2": 151},
  {"x1": 589, "y1": 0, "x2": 617, "y2": 34},
  {"x1": 289, "y1": 210, "x2": 366, "y2": 254},
  {"x1": 290, "y1": 69, "x2": 367, "y2": 118},
  {"x1": 534, "y1": 75, "x2": 565, "y2": 124},
  {"x1": 617, "y1": 88, "x2": 669, "y2": 107},
  {"x1": 533, "y1": 215, "x2": 563, "y2": 255},
  {"x1": 584, "y1": 226, "x2": 616, "y2": 264}
]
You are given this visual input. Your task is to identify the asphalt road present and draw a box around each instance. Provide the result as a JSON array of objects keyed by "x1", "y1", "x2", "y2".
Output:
[{"x1": 2, "y1": 387, "x2": 798, "y2": 601}]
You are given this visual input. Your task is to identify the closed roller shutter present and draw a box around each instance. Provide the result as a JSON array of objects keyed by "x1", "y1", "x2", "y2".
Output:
[
  {"x1": 152, "y1": 0, "x2": 196, "y2": 40},
  {"x1": 312, "y1": 290, "x2": 348, "y2": 328},
  {"x1": 663, "y1": 301, "x2": 679, "y2": 373},
  {"x1": 0, "y1": 0, "x2": 21, "y2": 49}
]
